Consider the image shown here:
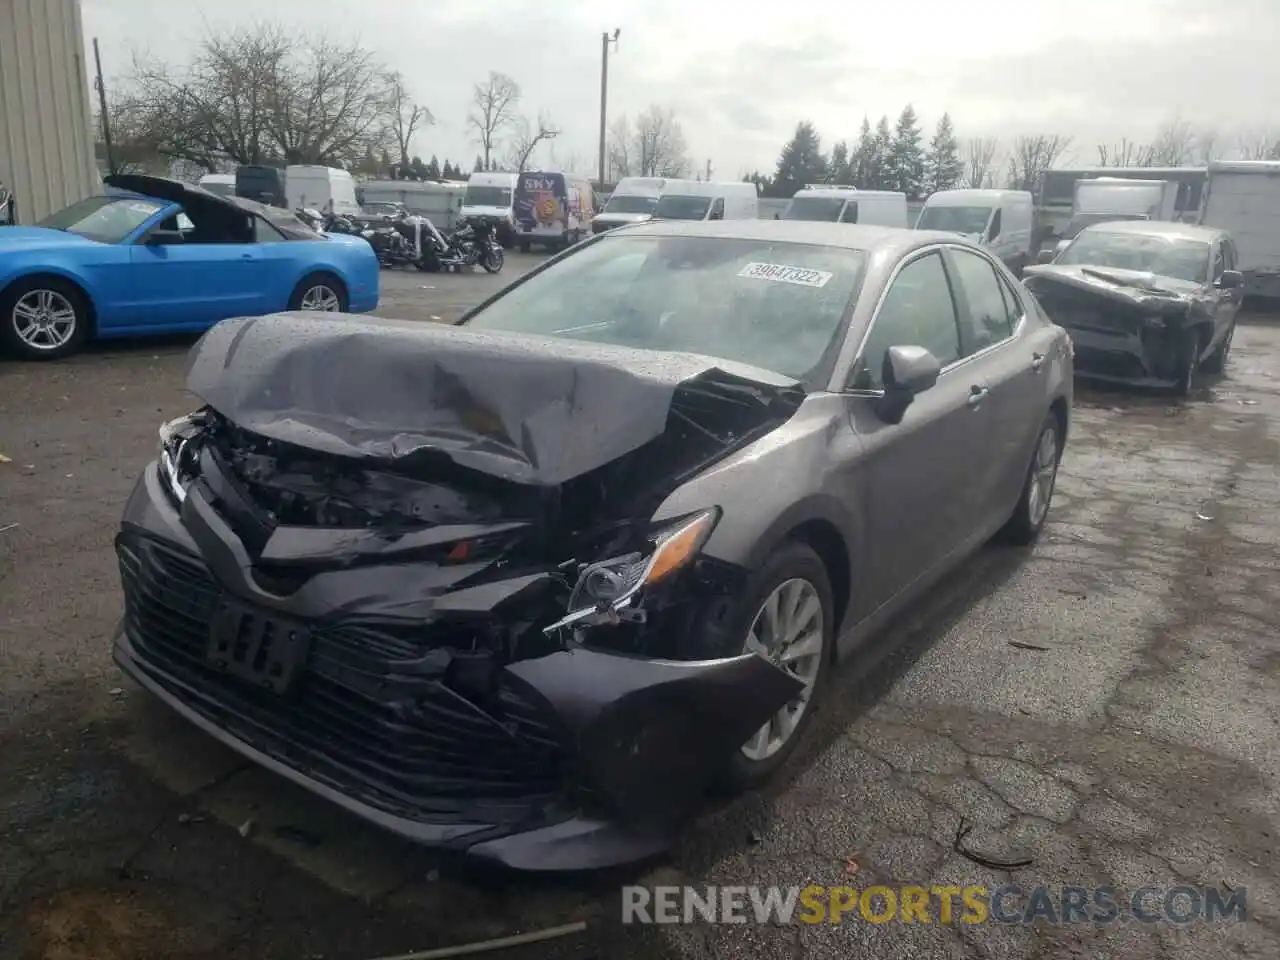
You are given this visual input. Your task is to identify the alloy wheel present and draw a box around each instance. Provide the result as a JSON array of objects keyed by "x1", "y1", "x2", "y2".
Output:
[
  {"x1": 1026, "y1": 426, "x2": 1059, "y2": 527},
  {"x1": 12, "y1": 289, "x2": 77, "y2": 351},
  {"x1": 299, "y1": 285, "x2": 341, "y2": 312},
  {"x1": 741, "y1": 578, "x2": 825, "y2": 762}
]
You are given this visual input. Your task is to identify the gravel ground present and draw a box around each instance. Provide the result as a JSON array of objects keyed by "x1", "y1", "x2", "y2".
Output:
[{"x1": 2, "y1": 260, "x2": 1280, "y2": 959}]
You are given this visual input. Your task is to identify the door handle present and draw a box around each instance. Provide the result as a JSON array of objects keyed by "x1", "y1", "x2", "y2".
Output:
[
  {"x1": 967, "y1": 385, "x2": 989, "y2": 407},
  {"x1": 1031, "y1": 352, "x2": 1046, "y2": 372}
]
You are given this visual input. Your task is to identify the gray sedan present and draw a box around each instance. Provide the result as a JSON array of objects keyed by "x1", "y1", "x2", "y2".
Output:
[{"x1": 114, "y1": 218, "x2": 1072, "y2": 870}]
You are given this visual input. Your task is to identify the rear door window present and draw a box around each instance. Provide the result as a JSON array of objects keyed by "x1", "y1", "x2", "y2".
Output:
[{"x1": 946, "y1": 248, "x2": 1015, "y2": 354}]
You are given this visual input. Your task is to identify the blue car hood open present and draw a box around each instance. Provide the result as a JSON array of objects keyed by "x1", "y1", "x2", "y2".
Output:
[{"x1": 0, "y1": 226, "x2": 98, "y2": 251}]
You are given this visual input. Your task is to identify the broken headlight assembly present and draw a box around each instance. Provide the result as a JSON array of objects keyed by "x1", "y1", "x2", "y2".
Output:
[
  {"x1": 543, "y1": 508, "x2": 721, "y2": 637},
  {"x1": 157, "y1": 412, "x2": 206, "y2": 504}
]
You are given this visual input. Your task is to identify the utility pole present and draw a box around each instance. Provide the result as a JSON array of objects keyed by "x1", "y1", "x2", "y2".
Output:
[
  {"x1": 92, "y1": 38, "x2": 116, "y2": 176},
  {"x1": 597, "y1": 28, "x2": 620, "y2": 193},
  {"x1": 705, "y1": 159, "x2": 712, "y2": 182}
]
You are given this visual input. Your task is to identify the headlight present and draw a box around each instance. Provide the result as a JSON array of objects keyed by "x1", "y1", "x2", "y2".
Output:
[
  {"x1": 157, "y1": 412, "x2": 204, "y2": 503},
  {"x1": 543, "y1": 508, "x2": 720, "y2": 636}
]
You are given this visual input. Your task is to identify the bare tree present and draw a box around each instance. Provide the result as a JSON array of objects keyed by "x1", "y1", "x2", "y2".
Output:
[
  {"x1": 121, "y1": 24, "x2": 398, "y2": 168},
  {"x1": 1006, "y1": 134, "x2": 1072, "y2": 193},
  {"x1": 1150, "y1": 117, "x2": 1196, "y2": 166},
  {"x1": 467, "y1": 72, "x2": 521, "y2": 171},
  {"x1": 633, "y1": 105, "x2": 691, "y2": 177},
  {"x1": 1192, "y1": 127, "x2": 1221, "y2": 164},
  {"x1": 963, "y1": 137, "x2": 1000, "y2": 188},
  {"x1": 1096, "y1": 138, "x2": 1156, "y2": 167},
  {"x1": 607, "y1": 115, "x2": 634, "y2": 179},
  {"x1": 1235, "y1": 126, "x2": 1280, "y2": 160},
  {"x1": 386, "y1": 71, "x2": 432, "y2": 167},
  {"x1": 505, "y1": 112, "x2": 561, "y2": 173}
]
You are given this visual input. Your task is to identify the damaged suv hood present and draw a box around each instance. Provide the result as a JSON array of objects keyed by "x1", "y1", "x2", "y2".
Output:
[
  {"x1": 187, "y1": 313, "x2": 804, "y2": 486},
  {"x1": 1023, "y1": 263, "x2": 1202, "y2": 309}
]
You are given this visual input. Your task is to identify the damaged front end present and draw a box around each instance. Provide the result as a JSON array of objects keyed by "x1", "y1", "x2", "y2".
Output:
[
  {"x1": 113, "y1": 315, "x2": 807, "y2": 869},
  {"x1": 1023, "y1": 264, "x2": 1210, "y2": 385}
]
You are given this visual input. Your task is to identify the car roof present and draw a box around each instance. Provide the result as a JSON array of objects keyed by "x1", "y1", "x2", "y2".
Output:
[
  {"x1": 1082, "y1": 219, "x2": 1228, "y2": 243},
  {"x1": 610, "y1": 218, "x2": 957, "y2": 256}
]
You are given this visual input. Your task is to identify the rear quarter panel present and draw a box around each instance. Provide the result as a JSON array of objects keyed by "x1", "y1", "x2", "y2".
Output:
[{"x1": 267, "y1": 236, "x2": 380, "y2": 313}]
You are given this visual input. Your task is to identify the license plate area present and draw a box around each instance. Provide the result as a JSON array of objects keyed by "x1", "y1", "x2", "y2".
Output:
[{"x1": 207, "y1": 598, "x2": 311, "y2": 694}]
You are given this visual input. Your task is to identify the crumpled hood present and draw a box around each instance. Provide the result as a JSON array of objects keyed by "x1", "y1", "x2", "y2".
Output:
[
  {"x1": 1023, "y1": 263, "x2": 1200, "y2": 309},
  {"x1": 0, "y1": 226, "x2": 98, "y2": 251},
  {"x1": 186, "y1": 312, "x2": 803, "y2": 486}
]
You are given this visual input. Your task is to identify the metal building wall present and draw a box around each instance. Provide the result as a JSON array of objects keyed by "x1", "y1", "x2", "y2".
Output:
[{"x1": 0, "y1": 0, "x2": 99, "y2": 223}]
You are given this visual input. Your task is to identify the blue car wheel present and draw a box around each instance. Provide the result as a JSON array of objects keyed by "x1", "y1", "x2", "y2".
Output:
[
  {"x1": 1, "y1": 276, "x2": 90, "y2": 361},
  {"x1": 288, "y1": 273, "x2": 348, "y2": 313}
]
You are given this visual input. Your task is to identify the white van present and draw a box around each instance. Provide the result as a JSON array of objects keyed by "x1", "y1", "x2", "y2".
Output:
[
  {"x1": 460, "y1": 171, "x2": 517, "y2": 246},
  {"x1": 782, "y1": 186, "x2": 908, "y2": 228},
  {"x1": 285, "y1": 165, "x2": 360, "y2": 217},
  {"x1": 916, "y1": 188, "x2": 1035, "y2": 274},
  {"x1": 653, "y1": 180, "x2": 758, "y2": 221},
  {"x1": 197, "y1": 173, "x2": 235, "y2": 198},
  {"x1": 592, "y1": 176, "x2": 666, "y2": 235}
]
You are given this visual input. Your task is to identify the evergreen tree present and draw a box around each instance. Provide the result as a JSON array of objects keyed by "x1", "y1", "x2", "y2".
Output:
[
  {"x1": 829, "y1": 140, "x2": 851, "y2": 184},
  {"x1": 772, "y1": 121, "x2": 827, "y2": 198},
  {"x1": 870, "y1": 116, "x2": 893, "y2": 189},
  {"x1": 425, "y1": 155, "x2": 441, "y2": 179},
  {"x1": 924, "y1": 113, "x2": 964, "y2": 193},
  {"x1": 887, "y1": 105, "x2": 926, "y2": 198},
  {"x1": 474, "y1": 154, "x2": 485, "y2": 172},
  {"x1": 852, "y1": 117, "x2": 875, "y2": 188}
]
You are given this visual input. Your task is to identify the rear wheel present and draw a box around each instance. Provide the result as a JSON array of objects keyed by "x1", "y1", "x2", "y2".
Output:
[
  {"x1": 288, "y1": 273, "x2": 348, "y2": 313},
  {"x1": 0, "y1": 276, "x2": 90, "y2": 360},
  {"x1": 482, "y1": 245, "x2": 505, "y2": 273},
  {"x1": 1200, "y1": 320, "x2": 1235, "y2": 374},
  {"x1": 1000, "y1": 412, "x2": 1062, "y2": 545}
]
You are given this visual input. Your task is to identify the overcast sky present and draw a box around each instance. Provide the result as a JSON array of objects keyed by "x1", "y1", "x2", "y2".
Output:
[{"x1": 81, "y1": 0, "x2": 1280, "y2": 177}]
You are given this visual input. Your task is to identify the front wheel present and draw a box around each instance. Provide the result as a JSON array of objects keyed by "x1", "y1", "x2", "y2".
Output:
[
  {"x1": 1000, "y1": 412, "x2": 1062, "y2": 545},
  {"x1": 719, "y1": 541, "x2": 833, "y2": 790},
  {"x1": 0, "y1": 277, "x2": 91, "y2": 360},
  {"x1": 1200, "y1": 320, "x2": 1235, "y2": 374},
  {"x1": 482, "y1": 245, "x2": 505, "y2": 273}
]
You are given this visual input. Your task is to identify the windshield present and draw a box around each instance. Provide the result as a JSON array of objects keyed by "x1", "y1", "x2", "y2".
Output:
[
  {"x1": 916, "y1": 205, "x2": 992, "y2": 235},
  {"x1": 200, "y1": 182, "x2": 234, "y2": 198},
  {"x1": 784, "y1": 197, "x2": 845, "y2": 222},
  {"x1": 38, "y1": 196, "x2": 163, "y2": 243},
  {"x1": 654, "y1": 195, "x2": 711, "y2": 220},
  {"x1": 605, "y1": 194, "x2": 659, "y2": 215},
  {"x1": 464, "y1": 185, "x2": 512, "y2": 207},
  {"x1": 1057, "y1": 231, "x2": 1210, "y2": 283},
  {"x1": 1061, "y1": 213, "x2": 1146, "y2": 241},
  {"x1": 462, "y1": 235, "x2": 867, "y2": 381}
]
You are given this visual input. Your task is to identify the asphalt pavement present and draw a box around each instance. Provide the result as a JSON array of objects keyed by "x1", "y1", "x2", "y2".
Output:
[{"x1": 2, "y1": 256, "x2": 1280, "y2": 959}]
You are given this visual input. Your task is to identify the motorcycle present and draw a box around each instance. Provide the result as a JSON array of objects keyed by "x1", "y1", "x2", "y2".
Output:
[
  {"x1": 419, "y1": 215, "x2": 505, "y2": 274},
  {"x1": 0, "y1": 185, "x2": 15, "y2": 226},
  {"x1": 295, "y1": 207, "x2": 326, "y2": 232}
]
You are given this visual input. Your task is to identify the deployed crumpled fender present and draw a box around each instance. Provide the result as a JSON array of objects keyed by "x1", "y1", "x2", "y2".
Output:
[{"x1": 185, "y1": 313, "x2": 804, "y2": 485}]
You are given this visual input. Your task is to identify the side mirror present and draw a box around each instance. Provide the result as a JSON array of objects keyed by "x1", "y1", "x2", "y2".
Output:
[
  {"x1": 872, "y1": 345, "x2": 941, "y2": 424},
  {"x1": 1037, "y1": 248, "x2": 1057, "y2": 264},
  {"x1": 1218, "y1": 269, "x2": 1244, "y2": 290},
  {"x1": 146, "y1": 229, "x2": 185, "y2": 245}
]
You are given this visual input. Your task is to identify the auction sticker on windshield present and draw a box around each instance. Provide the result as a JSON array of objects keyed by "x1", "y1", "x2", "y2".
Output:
[{"x1": 738, "y1": 262, "x2": 833, "y2": 288}]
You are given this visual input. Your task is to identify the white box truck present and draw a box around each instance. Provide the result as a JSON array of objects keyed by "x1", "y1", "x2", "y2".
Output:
[
  {"x1": 1045, "y1": 178, "x2": 1179, "y2": 259},
  {"x1": 1199, "y1": 160, "x2": 1280, "y2": 298}
]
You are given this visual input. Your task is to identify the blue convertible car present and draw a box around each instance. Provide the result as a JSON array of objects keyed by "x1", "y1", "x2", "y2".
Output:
[{"x1": 0, "y1": 174, "x2": 380, "y2": 360}]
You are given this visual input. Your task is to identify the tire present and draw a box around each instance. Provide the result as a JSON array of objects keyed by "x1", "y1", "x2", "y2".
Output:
[
  {"x1": 288, "y1": 273, "x2": 348, "y2": 313},
  {"x1": 1170, "y1": 325, "x2": 1201, "y2": 397},
  {"x1": 999, "y1": 412, "x2": 1062, "y2": 546},
  {"x1": 0, "y1": 275, "x2": 91, "y2": 361},
  {"x1": 692, "y1": 541, "x2": 834, "y2": 791},
  {"x1": 1200, "y1": 320, "x2": 1234, "y2": 374},
  {"x1": 482, "y1": 245, "x2": 505, "y2": 274}
]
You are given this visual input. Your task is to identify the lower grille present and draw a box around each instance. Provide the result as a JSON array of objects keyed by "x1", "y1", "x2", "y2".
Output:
[{"x1": 117, "y1": 534, "x2": 570, "y2": 825}]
